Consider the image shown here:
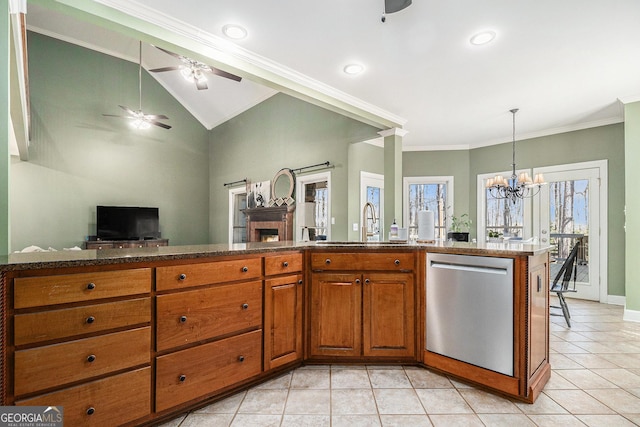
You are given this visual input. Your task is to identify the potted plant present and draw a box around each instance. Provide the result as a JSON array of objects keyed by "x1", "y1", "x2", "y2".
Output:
[{"x1": 448, "y1": 213, "x2": 471, "y2": 242}]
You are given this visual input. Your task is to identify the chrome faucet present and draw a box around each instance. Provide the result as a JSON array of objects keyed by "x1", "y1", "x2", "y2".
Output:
[{"x1": 362, "y1": 202, "x2": 377, "y2": 242}]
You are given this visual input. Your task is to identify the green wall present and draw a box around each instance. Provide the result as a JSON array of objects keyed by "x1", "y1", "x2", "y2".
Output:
[
  {"x1": 625, "y1": 102, "x2": 640, "y2": 312},
  {"x1": 470, "y1": 124, "x2": 625, "y2": 297},
  {"x1": 208, "y1": 93, "x2": 381, "y2": 243},
  {"x1": 10, "y1": 33, "x2": 211, "y2": 250}
]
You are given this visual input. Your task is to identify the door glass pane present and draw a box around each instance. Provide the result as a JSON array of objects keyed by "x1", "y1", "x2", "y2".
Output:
[
  {"x1": 366, "y1": 186, "x2": 381, "y2": 238},
  {"x1": 232, "y1": 193, "x2": 247, "y2": 243},
  {"x1": 486, "y1": 192, "x2": 524, "y2": 239},
  {"x1": 304, "y1": 181, "x2": 328, "y2": 240},
  {"x1": 408, "y1": 184, "x2": 447, "y2": 240},
  {"x1": 549, "y1": 179, "x2": 589, "y2": 283}
]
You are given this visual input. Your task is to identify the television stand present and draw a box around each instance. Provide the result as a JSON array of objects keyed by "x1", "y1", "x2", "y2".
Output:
[{"x1": 84, "y1": 238, "x2": 169, "y2": 250}]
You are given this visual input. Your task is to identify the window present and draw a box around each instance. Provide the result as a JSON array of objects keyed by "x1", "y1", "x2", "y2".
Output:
[
  {"x1": 477, "y1": 171, "x2": 531, "y2": 242},
  {"x1": 228, "y1": 187, "x2": 247, "y2": 243},
  {"x1": 403, "y1": 176, "x2": 453, "y2": 241},
  {"x1": 296, "y1": 171, "x2": 331, "y2": 241}
]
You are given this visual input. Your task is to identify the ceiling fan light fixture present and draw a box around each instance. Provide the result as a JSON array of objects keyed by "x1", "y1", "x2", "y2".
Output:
[
  {"x1": 470, "y1": 30, "x2": 497, "y2": 46},
  {"x1": 223, "y1": 24, "x2": 248, "y2": 40},
  {"x1": 132, "y1": 117, "x2": 151, "y2": 130},
  {"x1": 343, "y1": 63, "x2": 364, "y2": 75}
]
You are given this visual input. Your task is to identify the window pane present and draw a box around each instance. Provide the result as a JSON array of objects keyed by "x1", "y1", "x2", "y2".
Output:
[
  {"x1": 408, "y1": 183, "x2": 447, "y2": 240},
  {"x1": 485, "y1": 190, "x2": 524, "y2": 238},
  {"x1": 366, "y1": 186, "x2": 381, "y2": 236}
]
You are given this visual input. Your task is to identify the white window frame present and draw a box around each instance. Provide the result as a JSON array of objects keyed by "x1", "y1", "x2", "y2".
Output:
[
  {"x1": 296, "y1": 171, "x2": 332, "y2": 242},
  {"x1": 228, "y1": 186, "x2": 247, "y2": 244},
  {"x1": 403, "y1": 176, "x2": 454, "y2": 240},
  {"x1": 477, "y1": 170, "x2": 533, "y2": 243}
]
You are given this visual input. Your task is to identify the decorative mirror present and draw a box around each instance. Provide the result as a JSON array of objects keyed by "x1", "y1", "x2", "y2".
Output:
[{"x1": 269, "y1": 168, "x2": 296, "y2": 206}]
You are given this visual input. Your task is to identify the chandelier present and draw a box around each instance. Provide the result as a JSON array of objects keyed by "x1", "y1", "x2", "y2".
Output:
[{"x1": 486, "y1": 109, "x2": 545, "y2": 204}]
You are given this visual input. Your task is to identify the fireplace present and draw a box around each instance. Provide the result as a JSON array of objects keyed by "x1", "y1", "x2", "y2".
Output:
[{"x1": 243, "y1": 206, "x2": 295, "y2": 243}]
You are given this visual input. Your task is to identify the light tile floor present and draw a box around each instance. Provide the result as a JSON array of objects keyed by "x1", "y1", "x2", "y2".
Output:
[{"x1": 159, "y1": 299, "x2": 640, "y2": 426}]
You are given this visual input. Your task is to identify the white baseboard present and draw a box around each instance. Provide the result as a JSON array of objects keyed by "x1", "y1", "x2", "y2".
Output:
[
  {"x1": 623, "y1": 307, "x2": 640, "y2": 323},
  {"x1": 607, "y1": 295, "x2": 626, "y2": 306}
]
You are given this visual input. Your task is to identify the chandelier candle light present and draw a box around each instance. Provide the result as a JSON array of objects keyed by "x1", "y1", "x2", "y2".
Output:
[{"x1": 486, "y1": 109, "x2": 545, "y2": 204}]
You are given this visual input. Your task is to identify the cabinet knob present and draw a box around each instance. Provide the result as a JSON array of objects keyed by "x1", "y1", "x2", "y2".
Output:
[
  {"x1": 180, "y1": 315, "x2": 188, "y2": 323},
  {"x1": 242, "y1": 266, "x2": 249, "y2": 272},
  {"x1": 364, "y1": 278, "x2": 370, "y2": 284},
  {"x1": 87, "y1": 354, "x2": 96, "y2": 363},
  {"x1": 179, "y1": 374, "x2": 187, "y2": 382},
  {"x1": 178, "y1": 273, "x2": 187, "y2": 281},
  {"x1": 86, "y1": 407, "x2": 95, "y2": 416},
  {"x1": 283, "y1": 261, "x2": 289, "y2": 267},
  {"x1": 298, "y1": 279, "x2": 303, "y2": 285},
  {"x1": 394, "y1": 259, "x2": 400, "y2": 266},
  {"x1": 325, "y1": 258, "x2": 331, "y2": 265},
  {"x1": 87, "y1": 282, "x2": 96, "y2": 290},
  {"x1": 242, "y1": 303, "x2": 249, "y2": 310},
  {"x1": 238, "y1": 355, "x2": 245, "y2": 362},
  {"x1": 355, "y1": 278, "x2": 361, "y2": 284},
  {"x1": 86, "y1": 316, "x2": 95, "y2": 324}
]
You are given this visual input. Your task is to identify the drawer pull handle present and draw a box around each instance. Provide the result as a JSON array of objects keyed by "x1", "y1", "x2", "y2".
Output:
[
  {"x1": 86, "y1": 407, "x2": 95, "y2": 416},
  {"x1": 87, "y1": 282, "x2": 96, "y2": 290},
  {"x1": 242, "y1": 303, "x2": 249, "y2": 310},
  {"x1": 364, "y1": 278, "x2": 370, "y2": 284},
  {"x1": 238, "y1": 355, "x2": 245, "y2": 362},
  {"x1": 394, "y1": 259, "x2": 400, "y2": 266},
  {"x1": 298, "y1": 279, "x2": 303, "y2": 285},
  {"x1": 242, "y1": 266, "x2": 249, "y2": 272},
  {"x1": 179, "y1": 273, "x2": 187, "y2": 281},
  {"x1": 86, "y1": 316, "x2": 95, "y2": 324},
  {"x1": 283, "y1": 261, "x2": 289, "y2": 267},
  {"x1": 180, "y1": 315, "x2": 188, "y2": 323},
  {"x1": 325, "y1": 258, "x2": 331, "y2": 265},
  {"x1": 355, "y1": 279, "x2": 361, "y2": 284},
  {"x1": 179, "y1": 374, "x2": 187, "y2": 382},
  {"x1": 87, "y1": 354, "x2": 96, "y2": 363}
]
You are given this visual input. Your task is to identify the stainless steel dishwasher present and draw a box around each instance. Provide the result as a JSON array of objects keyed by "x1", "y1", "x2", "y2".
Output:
[{"x1": 426, "y1": 253, "x2": 514, "y2": 376}]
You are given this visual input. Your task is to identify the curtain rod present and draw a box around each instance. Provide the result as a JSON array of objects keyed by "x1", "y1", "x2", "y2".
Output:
[
  {"x1": 223, "y1": 178, "x2": 247, "y2": 187},
  {"x1": 291, "y1": 161, "x2": 332, "y2": 174}
]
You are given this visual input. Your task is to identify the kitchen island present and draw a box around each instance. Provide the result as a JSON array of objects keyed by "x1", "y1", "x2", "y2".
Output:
[{"x1": 0, "y1": 241, "x2": 550, "y2": 426}]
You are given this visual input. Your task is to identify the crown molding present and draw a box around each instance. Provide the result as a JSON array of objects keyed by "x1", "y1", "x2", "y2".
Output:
[
  {"x1": 89, "y1": 0, "x2": 407, "y2": 129},
  {"x1": 378, "y1": 128, "x2": 409, "y2": 138},
  {"x1": 618, "y1": 95, "x2": 640, "y2": 104}
]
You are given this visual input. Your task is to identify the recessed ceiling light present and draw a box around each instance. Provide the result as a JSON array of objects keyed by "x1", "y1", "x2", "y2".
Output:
[
  {"x1": 222, "y1": 24, "x2": 248, "y2": 40},
  {"x1": 470, "y1": 30, "x2": 496, "y2": 46},
  {"x1": 343, "y1": 63, "x2": 364, "y2": 75}
]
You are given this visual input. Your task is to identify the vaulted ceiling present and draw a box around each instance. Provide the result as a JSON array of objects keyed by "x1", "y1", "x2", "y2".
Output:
[{"x1": 26, "y1": 0, "x2": 640, "y2": 150}]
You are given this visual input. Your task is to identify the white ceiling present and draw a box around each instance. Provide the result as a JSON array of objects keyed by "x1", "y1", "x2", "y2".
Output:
[{"x1": 26, "y1": 0, "x2": 640, "y2": 150}]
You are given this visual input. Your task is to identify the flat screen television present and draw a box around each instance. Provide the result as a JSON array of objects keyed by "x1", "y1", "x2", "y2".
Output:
[{"x1": 97, "y1": 206, "x2": 160, "y2": 240}]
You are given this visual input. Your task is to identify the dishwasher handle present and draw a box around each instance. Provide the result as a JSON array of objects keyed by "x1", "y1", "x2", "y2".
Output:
[{"x1": 429, "y1": 261, "x2": 508, "y2": 275}]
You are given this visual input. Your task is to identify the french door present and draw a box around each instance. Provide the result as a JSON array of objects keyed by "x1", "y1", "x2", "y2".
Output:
[{"x1": 533, "y1": 161, "x2": 606, "y2": 301}]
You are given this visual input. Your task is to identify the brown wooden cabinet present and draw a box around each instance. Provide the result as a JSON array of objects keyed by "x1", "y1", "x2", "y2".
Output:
[
  {"x1": 264, "y1": 252, "x2": 304, "y2": 370},
  {"x1": 309, "y1": 252, "x2": 416, "y2": 360},
  {"x1": 527, "y1": 253, "x2": 551, "y2": 402}
]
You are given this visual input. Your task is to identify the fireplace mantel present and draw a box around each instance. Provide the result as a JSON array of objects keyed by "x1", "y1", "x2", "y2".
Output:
[{"x1": 243, "y1": 206, "x2": 295, "y2": 242}]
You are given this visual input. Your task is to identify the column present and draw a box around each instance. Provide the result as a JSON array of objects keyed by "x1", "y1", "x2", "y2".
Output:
[{"x1": 379, "y1": 128, "x2": 407, "y2": 236}]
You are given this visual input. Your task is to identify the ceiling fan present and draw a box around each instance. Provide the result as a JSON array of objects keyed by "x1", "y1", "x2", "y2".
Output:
[
  {"x1": 382, "y1": 0, "x2": 412, "y2": 22},
  {"x1": 103, "y1": 41, "x2": 171, "y2": 130},
  {"x1": 149, "y1": 46, "x2": 242, "y2": 90}
]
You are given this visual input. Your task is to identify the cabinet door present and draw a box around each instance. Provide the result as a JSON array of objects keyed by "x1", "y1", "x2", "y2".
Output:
[
  {"x1": 528, "y1": 255, "x2": 549, "y2": 375},
  {"x1": 363, "y1": 273, "x2": 415, "y2": 358},
  {"x1": 264, "y1": 274, "x2": 303, "y2": 370},
  {"x1": 310, "y1": 273, "x2": 361, "y2": 357}
]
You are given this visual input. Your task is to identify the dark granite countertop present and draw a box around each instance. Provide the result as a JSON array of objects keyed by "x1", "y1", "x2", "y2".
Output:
[{"x1": 0, "y1": 240, "x2": 550, "y2": 272}]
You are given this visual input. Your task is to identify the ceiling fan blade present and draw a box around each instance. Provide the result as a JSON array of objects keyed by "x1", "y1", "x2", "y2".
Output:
[
  {"x1": 144, "y1": 114, "x2": 169, "y2": 120},
  {"x1": 102, "y1": 114, "x2": 129, "y2": 118},
  {"x1": 209, "y1": 67, "x2": 242, "y2": 82},
  {"x1": 149, "y1": 66, "x2": 180, "y2": 73},
  {"x1": 149, "y1": 120, "x2": 172, "y2": 130},
  {"x1": 152, "y1": 45, "x2": 184, "y2": 60},
  {"x1": 118, "y1": 105, "x2": 137, "y2": 116},
  {"x1": 195, "y1": 79, "x2": 208, "y2": 90}
]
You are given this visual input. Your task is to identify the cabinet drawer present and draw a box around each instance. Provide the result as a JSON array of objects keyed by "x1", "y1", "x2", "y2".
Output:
[
  {"x1": 14, "y1": 298, "x2": 151, "y2": 346},
  {"x1": 156, "y1": 258, "x2": 262, "y2": 291},
  {"x1": 311, "y1": 252, "x2": 415, "y2": 271},
  {"x1": 156, "y1": 329, "x2": 262, "y2": 412},
  {"x1": 16, "y1": 367, "x2": 151, "y2": 427},
  {"x1": 113, "y1": 241, "x2": 146, "y2": 249},
  {"x1": 14, "y1": 269, "x2": 152, "y2": 309},
  {"x1": 156, "y1": 280, "x2": 262, "y2": 351},
  {"x1": 14, "y1": 327, "x2": 150, "y2": 396},
  {"x1": 145, "y1": 239, "x2": 168, "y2": 247},
  {"x1": 265, "y1": 252, "x2": 303, "y2": 276},
  {"x1": 84, "y1": 242, "x2": 114, "y2": 250}
]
